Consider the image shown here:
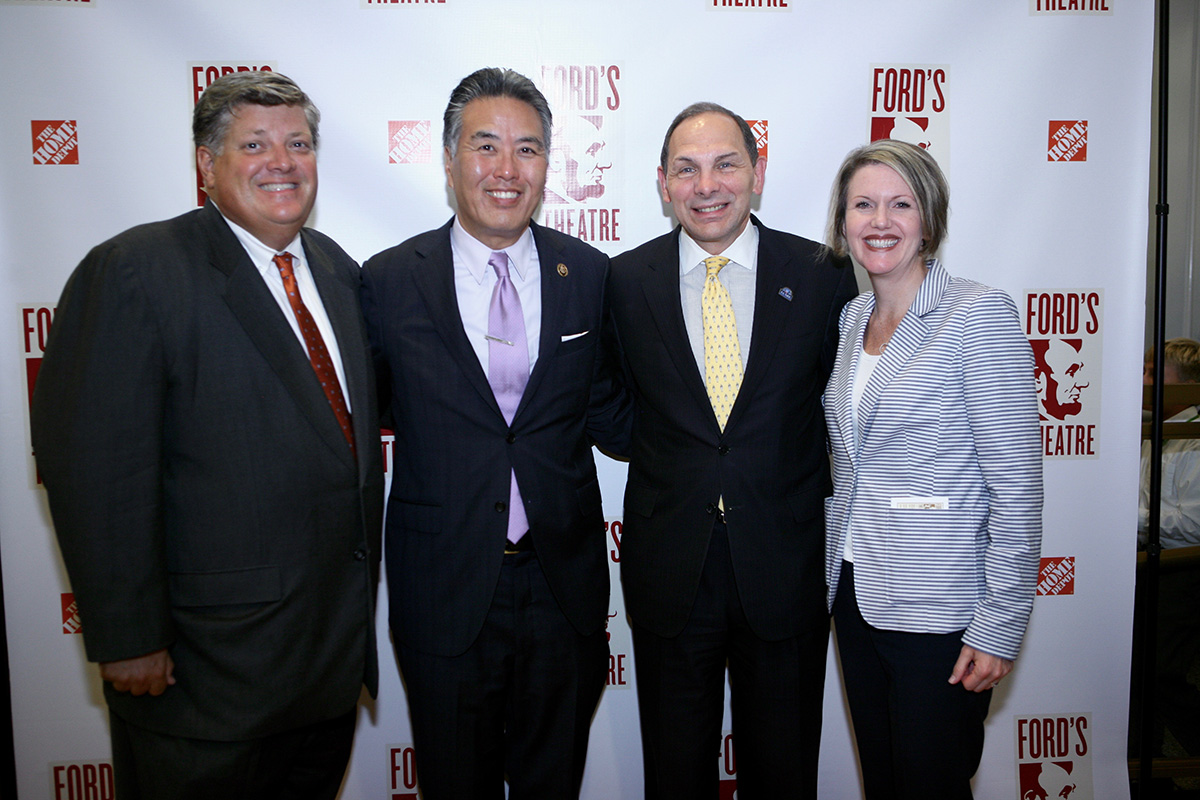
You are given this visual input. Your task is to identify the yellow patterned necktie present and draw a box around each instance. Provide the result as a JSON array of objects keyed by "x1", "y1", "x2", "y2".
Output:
[{"x1": 701, "y1": 255, "x2": 743, "y2": 431}]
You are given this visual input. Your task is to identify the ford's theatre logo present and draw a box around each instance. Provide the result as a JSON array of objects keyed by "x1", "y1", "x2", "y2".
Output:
[
  {"x1": 869, "y1": 64, "x2": 949, "y2": 175},
  {"x1": 389, "y1": 744, "x2": 419, "y2": 799},
  {"x1": 21, "y1": 304, "x2": 55, "y2": 485},
  {"x1": 709, "y1": 0, "x2": 790, "y2": 10},
  {"x1": 1031, "y1": 0, "x2": 1112, "y2": 14},
  {"x1": 1025, "y1": 290, "x2": 1103, "y2": 458},
  {"x1": 538, "y1": 64, "x2": 622, "y2": 247},
  {"x1": 32, "y1": 121, "x2": 79, "y2": 165},
  {"x1": 50, "y1": 761, "x2": 113, "y2": 800},
  {"x1": 1015, "y1": 714, "x2": 1093, "y2": 798},
  {"x1": 719, "y1": 731, "x2": 738, "y2": 799},
  {"x1": 604, "y1": 518, "x2": 632, "y2": 689},
  {"x1": 189, "y1": 62, "x2": 277, "y2": 206}
]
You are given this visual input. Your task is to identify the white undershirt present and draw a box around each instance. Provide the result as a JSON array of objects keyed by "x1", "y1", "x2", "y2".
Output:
[{"x1": 843, "y1": 348, "x2": 882, "y2": 562}]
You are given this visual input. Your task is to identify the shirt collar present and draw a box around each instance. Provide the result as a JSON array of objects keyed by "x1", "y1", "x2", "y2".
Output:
[
  {"x1": 218, "y1": 208, "x2": 304, "y2": 273},
  {"x1": 679, "y1": 220, "x2": 759, "y2": 276},
  {"x1": 451, "y1": 217, "x2": 536, "y2": 284}
]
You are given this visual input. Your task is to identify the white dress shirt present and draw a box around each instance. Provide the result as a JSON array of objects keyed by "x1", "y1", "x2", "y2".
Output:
[
  {"x1": 449, "y1": 218, "x2": 541, "y2": 376},
  {"x1": 678, "y1": 222, "x2": 759, "y2": 378},
  {"x1": 221, "y1": 213, "x2": 351, "y2": 411}
]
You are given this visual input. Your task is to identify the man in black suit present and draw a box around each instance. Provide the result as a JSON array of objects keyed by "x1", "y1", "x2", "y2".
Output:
[
  {"x1": 607, "y1": 102, "x2": 857, "y2": 798},
  {"x1": 360, "y1": 68, "x2": 630, "y2": 800},
  {"x1": 31, "y1": 71, "x2": 383, "y2": 799}
]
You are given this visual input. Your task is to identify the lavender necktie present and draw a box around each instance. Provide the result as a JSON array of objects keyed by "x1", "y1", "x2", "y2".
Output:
[{"x1": 487, "y1": 251, "x2": 530, "y2": 544}]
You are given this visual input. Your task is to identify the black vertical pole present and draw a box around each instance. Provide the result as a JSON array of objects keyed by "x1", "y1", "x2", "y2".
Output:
[
  {"x1": 1136, "y1": 0, "x2": 1170, "y2": 794},
  {"x1": 0, "y1": 549, "x2": 16, "y2": 797}
]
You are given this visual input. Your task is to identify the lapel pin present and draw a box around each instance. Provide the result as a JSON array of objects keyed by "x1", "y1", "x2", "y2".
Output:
[
  {"x1": 557, "y1": 263, "x2": 569, "y2": 277},
  {"x1": 778, "y1": 286, "x2": 793, "y2": 301}
]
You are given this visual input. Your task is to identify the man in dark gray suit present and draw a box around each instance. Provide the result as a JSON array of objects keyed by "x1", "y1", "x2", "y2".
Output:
[{"x1": 31, "y1": 71, "x2": 383, "y2": 799}]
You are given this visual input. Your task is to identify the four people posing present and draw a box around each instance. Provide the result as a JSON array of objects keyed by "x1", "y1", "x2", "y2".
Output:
[{"x1": 32, "y1": 66, "x2": 1043, "y2": 798}]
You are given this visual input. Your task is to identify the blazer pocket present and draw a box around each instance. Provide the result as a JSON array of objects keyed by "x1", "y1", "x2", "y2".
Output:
[
  {"x1": 392, "y1": 497, "x2": 442, "y2": 534},
  {"x1": 787, "y1": 480, "x2": 833, "y2": 524},
  {"x1": 555, "y1": 329, "x2": 596, "y2": 357},
  {"x1": 624, "y1": 481, "x2": 658, "y2": 519},
  {"x1": 170, "y1": 566, "x2": 282, "y2": 608}
]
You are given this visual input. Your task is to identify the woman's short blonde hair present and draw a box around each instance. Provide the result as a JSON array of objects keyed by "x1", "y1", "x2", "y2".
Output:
[{"x1": 825, "y1": 139, "x2": 949, "y2": 259}]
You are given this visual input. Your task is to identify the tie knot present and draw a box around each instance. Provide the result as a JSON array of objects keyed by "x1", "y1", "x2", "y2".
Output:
[
  {"x1": 273, "y1": 251, "x2": 295, "y2": 278},
  {"x1": 704, "y1": 255, "x2": 730, "y2": 278},
  {"x1": 489, "y1": 251, "x2": 510, "y2": 280}
]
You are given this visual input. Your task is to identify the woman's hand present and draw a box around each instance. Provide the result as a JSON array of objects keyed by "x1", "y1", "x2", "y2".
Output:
[{"x1": 949, "y1": 645, "x2": 1012, "y2": 693}]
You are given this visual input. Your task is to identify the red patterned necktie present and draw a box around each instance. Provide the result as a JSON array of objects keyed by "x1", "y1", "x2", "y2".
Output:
[{"x1": 273, "y1": 252, "x2": 356, "y2": 457}]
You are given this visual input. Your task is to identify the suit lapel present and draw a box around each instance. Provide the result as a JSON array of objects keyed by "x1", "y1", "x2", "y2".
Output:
[
  {"x1": 832, "y1": 295, "x2": 871, "y2": 463},
  {"x1": 516, "y1": 224, "x2": 567, "y2": 422},
  {"x1": 639, "y1": 228, "x2": 714, "y2": 422},
  {"x1": 408, "y1": 221, "x2": 505, "y2": 418},
  {"x1": 199, "y1": 202, "x2": 354, "y2": 466},
  {"x1": 855, "y1": 262, "x2": 947, "y2": 446},
  {"x1": 726, "y1": 219, "x2": 789, "y2": 431}
]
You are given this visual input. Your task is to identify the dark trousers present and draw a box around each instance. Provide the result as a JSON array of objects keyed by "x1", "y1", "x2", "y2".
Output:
[
  {"x1": 397, "y1": 551, "x2": 607, "y2": 800},
  {"x1": 109, "y1": 708, "x2": 356, "y2": 800},
  {"x1": 631, "y1": 522, "x2": 828, "y2": 800},
  {"x1": 832, "y1": 563, "x2": 992, "y2": 800}
]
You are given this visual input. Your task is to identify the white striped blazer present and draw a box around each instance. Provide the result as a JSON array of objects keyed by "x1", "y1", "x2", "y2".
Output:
[{"x1": 823, "y1": 260, "x2": 1043, "y2": 660}]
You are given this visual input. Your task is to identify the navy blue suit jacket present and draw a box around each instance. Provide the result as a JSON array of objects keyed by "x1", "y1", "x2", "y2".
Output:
[{"x1": 361, "y1": 219, "x2": 630, "y2": 657}]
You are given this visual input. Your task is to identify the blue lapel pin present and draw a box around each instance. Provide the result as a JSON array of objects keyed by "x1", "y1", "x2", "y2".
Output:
[{"x1": 778, "y1": 287, "x2": 793, "y2": 301}]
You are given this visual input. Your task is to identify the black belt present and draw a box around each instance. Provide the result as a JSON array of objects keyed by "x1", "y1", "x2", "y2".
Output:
[{"x1": 504, "y1": 534, "x2": 535, "y2": 555}]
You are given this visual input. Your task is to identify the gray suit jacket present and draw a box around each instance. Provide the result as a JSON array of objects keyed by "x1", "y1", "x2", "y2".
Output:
[
  {"x1": 32, "y1": 201, "x2": 384, "y2": 740},
  {"x1": 823, "y1": 260, "x2": 1042, "y2": 659}
]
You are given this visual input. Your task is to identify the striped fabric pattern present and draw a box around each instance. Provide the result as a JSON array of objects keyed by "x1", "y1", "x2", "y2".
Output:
[{"x1": 823, "y1": 260, "x2": 1043, "y2": 660}]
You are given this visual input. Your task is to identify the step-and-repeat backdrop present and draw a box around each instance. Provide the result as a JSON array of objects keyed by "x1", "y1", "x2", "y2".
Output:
[{"x1": 0, "y1": 0, "x2": 1152, "y2": 797}]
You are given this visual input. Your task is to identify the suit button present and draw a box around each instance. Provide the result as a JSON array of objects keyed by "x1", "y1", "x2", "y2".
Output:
[
  {"x1": 506, "y1": 433, "x2": 516, "y2": 444},
  {"x1": 705, "y1": 503, "x2": 718, "y2": 515},
  {"x1": 495, "y1": 502, "x2": 507, "y2": 513},
  {"x1": 353, "y1": 548, "x2": 367, "y2": 561},
  {"x1": 718, "y1": 444, "x2": 730, "y2": 455}
]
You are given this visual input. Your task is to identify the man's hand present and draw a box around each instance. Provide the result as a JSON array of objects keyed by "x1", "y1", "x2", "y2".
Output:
[
  {"x1": 948, "y1": 645, "x2": 1012, "y2": 693},
  {"x1": 99, "y1": 649, "x2": 176, "y2": 696}
]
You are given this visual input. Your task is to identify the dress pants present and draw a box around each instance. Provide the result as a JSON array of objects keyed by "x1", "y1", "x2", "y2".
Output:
[
  {"x1": 397, "y1": 550, "x2": 608, "y2": 800},
  {"x1": 108, "y1": 708, "x2": 357, "y2": 800},
  {"x1": 631, "y1": 522, "x2": 828, "y2": 800},
  {"x1": 832, "y1": 562, "x2": 993, "y2": 800}
]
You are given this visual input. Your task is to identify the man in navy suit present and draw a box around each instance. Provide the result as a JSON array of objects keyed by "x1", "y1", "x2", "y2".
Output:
[
  {"x1": 360, "y1": 68, "x2": 630, "y2": 800},
  {"x1": 607, "y1": 103, "x2": 857, "y2": 798}
]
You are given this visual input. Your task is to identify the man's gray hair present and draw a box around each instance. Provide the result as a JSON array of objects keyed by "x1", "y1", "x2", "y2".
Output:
[
  {"x1": 193, "y1": 71, "x2": 319, "y2": 154},
  {"x1": 443, "y1": 67, "x2": 552, "y2": 158}
]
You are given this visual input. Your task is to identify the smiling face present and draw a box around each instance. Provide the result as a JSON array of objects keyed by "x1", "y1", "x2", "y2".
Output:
[
  {"x1": 842, "y1": 162, "x2": 925, "y2": 283},
  {"x1": 446, "y1": 95, "x2": 548, "y2": 249},
  {"x1": 658, "y1": 112, "x2": 765, "y2": 256},
  {"x1": 196, "y1": 103, "x2": 316, "y2": 251}
]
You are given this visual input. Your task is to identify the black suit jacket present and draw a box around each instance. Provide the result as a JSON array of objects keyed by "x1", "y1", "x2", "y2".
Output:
[
  {"x1": 361, "y1": 219, "x2": 630, "y2": 657},
  {"x1": 32, "y1": 201, "x2": 384, "y2": 740},
  {"x1": 608, "y1": 217, "x2": 857, "y2": 640}
]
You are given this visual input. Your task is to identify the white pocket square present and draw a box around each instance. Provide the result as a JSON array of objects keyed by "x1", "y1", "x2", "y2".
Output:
[{"x1": 561, "y1": 330, "x2": 590, "y2": 342}]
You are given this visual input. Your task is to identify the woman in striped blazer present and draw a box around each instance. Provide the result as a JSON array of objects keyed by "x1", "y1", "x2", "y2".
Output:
[{"x1": 821, "y1": 140, "x2": 1043, "y2": 799}]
